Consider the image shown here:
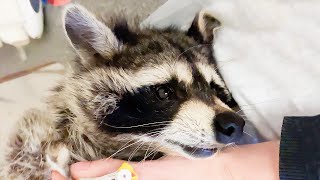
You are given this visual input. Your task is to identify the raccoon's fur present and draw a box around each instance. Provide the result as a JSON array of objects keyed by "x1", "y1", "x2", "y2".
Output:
[{"x1": 0, "y1": 4, "x2": 245, "y2": 179}]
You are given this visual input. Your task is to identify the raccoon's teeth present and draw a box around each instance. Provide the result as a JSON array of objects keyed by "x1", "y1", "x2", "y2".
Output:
[
  {"x1": 182, "y1": 145, "x2": 217, "y2": 158},
  {"x1": 166, "y1": 140, "x2": 217, "y2": 158}
]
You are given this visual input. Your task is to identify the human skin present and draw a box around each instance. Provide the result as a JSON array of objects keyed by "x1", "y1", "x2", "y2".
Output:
[{"x1": 52, "y1": 141, "x2": 280, "y2": 180}]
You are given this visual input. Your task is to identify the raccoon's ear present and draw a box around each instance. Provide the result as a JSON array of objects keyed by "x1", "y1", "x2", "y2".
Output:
[
  {"x1": 187, "y1": 10, "x2": 221, "y2": 43},
  {"x1": 63, "y1": 4, "x2": 120, "y2": 66}
]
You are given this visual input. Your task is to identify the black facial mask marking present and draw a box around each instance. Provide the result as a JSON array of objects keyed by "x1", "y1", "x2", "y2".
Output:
[
  {"x1": 100, "y1": 75, "x2": 232, "y2": 134},
  {"x1": 102, "y1": 79, "x2": 188, "y2": 134}
]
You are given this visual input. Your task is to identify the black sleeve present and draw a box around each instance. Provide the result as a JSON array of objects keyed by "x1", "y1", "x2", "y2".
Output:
[{"x1": 279, "y1": 115, "x2": 320, "y2": 180}]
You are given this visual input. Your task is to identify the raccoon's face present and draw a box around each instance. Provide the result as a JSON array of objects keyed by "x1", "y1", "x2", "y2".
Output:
[{"x1": 63, "y1": 5, "x2": 244, "y2": 159}]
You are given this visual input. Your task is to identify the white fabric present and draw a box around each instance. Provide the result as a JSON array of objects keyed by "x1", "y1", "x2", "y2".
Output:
[
  {"x1": 0, "y1": 0, "x2": 43, "y2": 46},
  {"x1": 17, "y1": 0, "x2": 44, "y2": 39},
  {"x1": 143, "y1": 0, "x2": 320, "y2": 140}
]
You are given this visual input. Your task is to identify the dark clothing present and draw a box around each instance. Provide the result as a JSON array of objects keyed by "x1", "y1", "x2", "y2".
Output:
[{"x1": 279, "y1": 115, "x2": 320, "y2": 180}]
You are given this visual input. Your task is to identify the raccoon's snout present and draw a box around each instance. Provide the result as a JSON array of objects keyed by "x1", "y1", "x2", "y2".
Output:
[{"x1": 214, "y1": 112, "x2": 245, "y2": 144}]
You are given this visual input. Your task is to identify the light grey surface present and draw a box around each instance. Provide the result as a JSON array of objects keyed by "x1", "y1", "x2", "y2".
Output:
[{"x1": 0, "y1": 0, "x2": 166, "y2": 78}]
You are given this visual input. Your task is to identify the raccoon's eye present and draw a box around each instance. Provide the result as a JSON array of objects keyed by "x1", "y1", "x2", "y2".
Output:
[{"x1": 156, "y1": 86, "x2": 173, "y2": 100}]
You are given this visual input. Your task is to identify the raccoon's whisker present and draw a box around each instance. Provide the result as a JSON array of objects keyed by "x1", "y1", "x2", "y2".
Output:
[
  {"x1": 101, "y1": 121, "x2": 172, "y2": 129},
  {"x1": 152, "y1": 151, "x2": 167, "y2": 160},
  {"x1": 241, "y1": 116, "x2": 250, "y2": 120},
  {"x1": 237, "y1": 98, "x2": 284, "y2": 108},
  {"x1": 189, "y1": 144, "x2": 200, "y2": 157},
  {"x1": 127, "y1": 130, "x2": 165, "y2": 162},
  {"x1": 128, "y1": 130, "x2": 164, "y2": 160},
  {"x1": 173, "y1": 115, "x2": 196, "y2": 132},
  {"x1": 141, "y1": 130, "x2": 171, "y2": 162},
  {"x1": 224, "y1": 142, "x2": 238, "y2": 150},
  {"x1": 243, "y1": 131, "x2": 255, "y2": 140},
  {"x1": 133, "y1": 130, "x2": 165, "y2": 139},
  {"x1": 142, "y1": 143, "x2": 164, "y2": 163},
  {"x1": 130, "y1": 128, "x2": 166, "y2": 140},
  {"x1": 238, "y1": 114, "x2": 247, "y2": 118},
  {"x1": 128, "y1": 141, "x2": 146, "y2": 162},
  {"x1": 177, "y1": 44, "x2": 211, "y2": 59},
  {"x1": 111, "y1": 130, "x2": 164, "y2": 160},
  {"x1": 142, "y1": 131, "x2": 165, "y2": 162},
  {"x1": 214, "y1": 147, "x2": 223, "y2": 156},
  {"x1": 171, "y1": 119, "x2": 207, "y2": 140},
  {"x1": 237, "y1": 114, "x2": 248, "y2": 118},
  {"x1": 105, "y1": 139, "x2": 145, "y2": 160},
  {"x1": 233, "y1": 97, "x2": 294, "y2": 122},
  {"x1": 235, "y1": 109, "x2": 244, "y2": 114},
  {"x1": 215, "y1": 58, "x2": 235, "y2": 63},
  {"x1": 226, "y1": 136, "x2": 237, "y2": 145},
  {"x1": 146, "y1": 147, "x2": 162, "y2": 161},
  {"x1": 238, "y1": 108, "x2": 260, "y2": 112},
  {"x1": 234, "y1": 107, "x2": 257, "y2": 113},
  {"x1": 145, "y1": 129, "x2": 165, "y2": 137}
]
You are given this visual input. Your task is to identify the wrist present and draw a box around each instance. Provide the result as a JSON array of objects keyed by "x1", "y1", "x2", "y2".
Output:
[{"x1": 213, "y1": 141, "x2": 280, "y2": 180}]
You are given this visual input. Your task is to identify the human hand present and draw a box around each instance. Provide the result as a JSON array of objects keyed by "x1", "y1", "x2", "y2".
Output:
[{"x1": 52, "y1": 141, "x2": 279, "y2": 180}]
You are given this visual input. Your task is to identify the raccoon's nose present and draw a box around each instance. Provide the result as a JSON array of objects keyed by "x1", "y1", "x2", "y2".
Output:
[{"x1": 214, "y1": 112, "x2": 245, "y2": 144}]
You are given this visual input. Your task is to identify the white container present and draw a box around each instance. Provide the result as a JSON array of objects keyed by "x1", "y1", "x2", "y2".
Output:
[{"x1": 0, "y1": 0, "x2": 44, "y2": 61}]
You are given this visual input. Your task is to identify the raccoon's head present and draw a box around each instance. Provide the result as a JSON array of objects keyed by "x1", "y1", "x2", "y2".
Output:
[{"x1": 62, "y1": 4, "x2": 244, "y2": 159}]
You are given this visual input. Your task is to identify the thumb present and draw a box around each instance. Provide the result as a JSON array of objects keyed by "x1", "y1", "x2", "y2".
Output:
[{"x1": 70, "y1": 159, "x2": 124, "y2": 179}]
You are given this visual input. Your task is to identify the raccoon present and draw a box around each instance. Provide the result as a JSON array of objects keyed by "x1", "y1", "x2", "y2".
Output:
[{"x1": 0, "y1": 4, "x2": 245, "y2": 179}]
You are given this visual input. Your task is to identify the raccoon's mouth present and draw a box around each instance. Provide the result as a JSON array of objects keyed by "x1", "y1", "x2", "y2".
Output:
[{"x1": 166, "y1": 140, "x2": 217, "y2": 158}]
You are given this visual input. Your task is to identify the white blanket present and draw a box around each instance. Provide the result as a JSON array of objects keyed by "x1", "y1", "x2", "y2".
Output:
[{"x1": 142, "y1": 0, "x2": 320, "y2": 140}]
